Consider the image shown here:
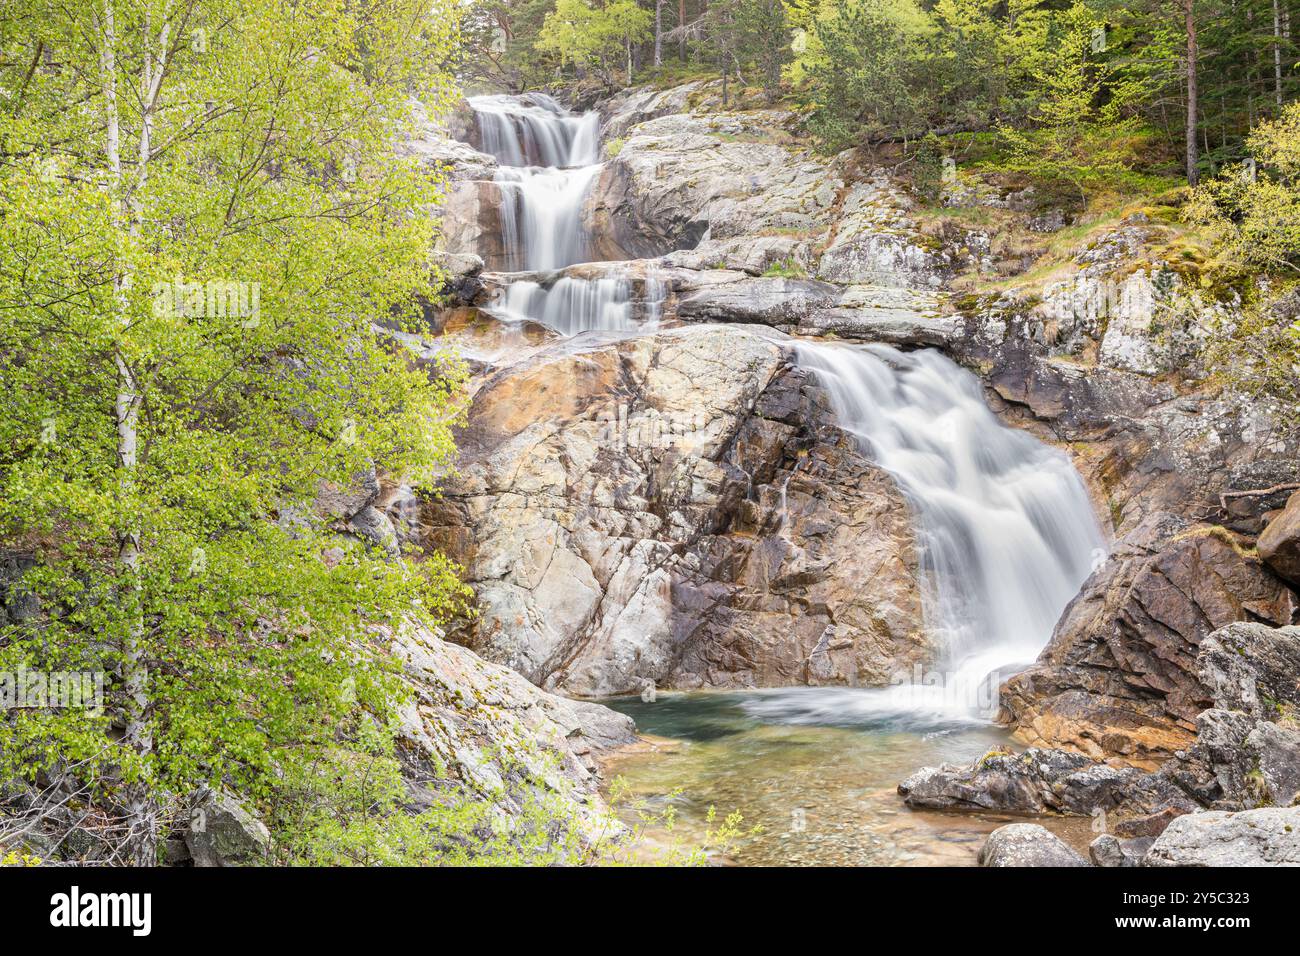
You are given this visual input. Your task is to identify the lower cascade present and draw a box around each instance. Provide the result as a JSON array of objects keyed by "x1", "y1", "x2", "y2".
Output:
[
  {"x1": 487, "y1": 274, "x2": 666, "y2": 336},
  {"x1": 755, "y1": 343, "x2": 1106, "y2": 724}
]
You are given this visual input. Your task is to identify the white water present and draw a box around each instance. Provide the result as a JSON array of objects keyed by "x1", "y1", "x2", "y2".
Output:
[
  {"x1": 469, "y1": 94, "x2": 602, "y2": 271},
  {"x1": 750, "y1": 342, "x2": 1105, "y2": 725},
  {"x1": 489, "y1": 274, "x2": 666, "y2": 336}
]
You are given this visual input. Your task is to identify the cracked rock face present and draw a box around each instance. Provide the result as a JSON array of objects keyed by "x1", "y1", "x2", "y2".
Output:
[
  {"x1": 999, "y1": 513, "x2": 1298, "y2": 767},
  {"x1": 392, "y1": 622, "x2": 635, "y2": 836},
  {"x1": 420, "y1": 323, "x2": 928, "y2": 696},
  {"x1": 586, "y1": 111, "x2": 841, "y2": 264}
]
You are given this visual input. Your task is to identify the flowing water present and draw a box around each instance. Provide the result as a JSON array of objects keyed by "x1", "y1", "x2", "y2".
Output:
[
  {"x1": 452, "y1": 93, "x2": 1106, "y2": 865},
  {"x1": 788, "y1": 342, "x2": 1105, "y2": 724},
  {"x1": 470, "y1": 94, "x2": 602, "y2": 271},
  {"x1": 485, "y1": 273, "x2": 667, "y2": 336}
]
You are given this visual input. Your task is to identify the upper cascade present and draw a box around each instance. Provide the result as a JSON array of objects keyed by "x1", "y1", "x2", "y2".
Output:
[
  {"x1": 465, "y1": 94, "x2": 603, "y2": 272},
  {"x1": 468, "y1": 93, "x2": 600, "y2": 169}
]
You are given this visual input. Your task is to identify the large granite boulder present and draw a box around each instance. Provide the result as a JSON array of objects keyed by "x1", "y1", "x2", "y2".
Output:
[
  {"x1": 815, "y1": 173, "x2": 956, "y2": 289},
  {"x1": 1000, "y1": 512, "x2": 1298, "y2": 766},
  {"x1": 675, "y1": 277, "x2": 840, "y2": 326},
  {"x1": 1143, "y1": 806, "x2": 1300, "y2": 866},
  {"x1": 422, "y1": 323, "x2": 929, "y2": 696},
  {"x1": 392, "y1": 622, "x2": 636, "y2": 839},
  {"x1": 1089, "y1": 833, "x2": 1154, "y2": 867},
  {"x1": 185, "y1": 789, "x2": 271, "y2": 867},
  {"x1": 586, "y1": 111, "x2": 840, "y2": 261},
  {"x1": 898, "y1": 747, "x2": 1196, "y2": 819}
]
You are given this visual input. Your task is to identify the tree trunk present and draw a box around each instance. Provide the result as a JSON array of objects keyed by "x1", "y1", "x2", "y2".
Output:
[
  {"x1": 1275, "y1": 0, "x2": 1284, "y2": 108},
  {"x1": 99, "y1": 0, "x2": 161, "y2": 867},
  {"x1": 679, "y1": 0, "x2": 687, "y2": 60},
  {"x1": 1183, "y1": 0, "x2": 1199, "y2": 186},
  {"x1": 655, "y1": 0, "x2": 665, "y2": 67}
]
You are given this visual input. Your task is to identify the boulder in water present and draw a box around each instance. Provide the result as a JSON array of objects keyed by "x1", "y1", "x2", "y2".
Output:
[
  {"x1": 978, "y1": 824, "x2": 1089, "y2": 867},
  {"x1": 1089, "y1": 833, "x2": 1154, "y2": 867},
  {"x1": 898, "y1": 747, "x2": 1195, "y2": 819}
]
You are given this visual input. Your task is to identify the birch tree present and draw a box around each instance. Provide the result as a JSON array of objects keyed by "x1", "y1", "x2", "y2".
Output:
[{"x1": 0, "y1": 0, "x2": 467, "y2": 863}]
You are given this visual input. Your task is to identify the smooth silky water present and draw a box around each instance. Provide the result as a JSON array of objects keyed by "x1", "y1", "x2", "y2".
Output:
[{"x1": 454, "y1": 95, "x2": 1105, "y2": 866}]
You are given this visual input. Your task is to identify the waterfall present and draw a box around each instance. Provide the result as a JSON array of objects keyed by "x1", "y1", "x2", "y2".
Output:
[
  {"x1": 470, "y1": 93, "x2": 599, "y2": 167},
  {"x1": 468, "y1": 94, "x2": 602, "y2": 271},
  {"x1": 748, "y1": 342, "x2": 1105, "y2": 725},
  {"x1": 487, "y1": 273, "x2": 667, "y2": 337},
  {"x1": 454, "y1": 91, "x2": 1103, "y2": 726}
]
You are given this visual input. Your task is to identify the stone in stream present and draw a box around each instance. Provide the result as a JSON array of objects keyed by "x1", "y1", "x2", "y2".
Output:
[
  {"x1": 1089, "y1": 834, "x2": 1154, "y2": 868},
  {"x1": 897, "y1": 747, "x2": 1195, "y2": 819},
  {"x1": 1142, "y1": 807, "x2": 1300, "y2": 867},
  {"x1": 978, "y1": 823, "x2": 1089, "y2": 867}
]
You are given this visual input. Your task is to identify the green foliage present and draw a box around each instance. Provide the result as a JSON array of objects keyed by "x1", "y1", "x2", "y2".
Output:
[
  {"x1": 535, "y1": 0, "x2": 652, "y2": 81},
  {"x1": 761, "y1": 257, "x2": 807, "y2": 278},
  {"x1": 0, "y1": 0, "x2": 469, "y2": 859},
  {"x1": 803, "y1": 0, "x2": 935, "y2": 149},
  {"x1": 1184, "y1": 103, "x2": 1300, "y2": 423},
  {"x1": 1187, "y1": 102, "x2": 1300, "y2": 275},
  {"x1": 461, "y1": 0, "x2": 557, "y2": 92},
  {"x1": 995, "y1": 3, "x2": 1148, "y2": 202},
  {"x1": 697, "y1": 0, "x2": 791, "y2": 104},
  {"x1": 912, "y1": 133, "x2": 946, "y2": 204}
]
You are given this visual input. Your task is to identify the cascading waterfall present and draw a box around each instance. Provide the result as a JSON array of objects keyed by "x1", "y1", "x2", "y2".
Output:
[
  {"x1": 488, "y1": 275, "x2": 664, "y2": 336},
  {"x1": 747, "y1": 342, "x2": 1105, "y2": 725},
  {"x1": 469, "y1": 94, "x2": 602, "y2": 271},
  {"x1": 467, "y1": 93, "x2": 666, "y2": 336},
  {"x1": 458, "y1": 90, "x2": 1104, "y2": 728}
]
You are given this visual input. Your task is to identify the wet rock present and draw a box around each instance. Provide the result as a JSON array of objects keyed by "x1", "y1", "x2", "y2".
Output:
[
  {"x1": 978, "y1": 823, "x2": 1089, "y2": 867},
  {"x1": 1001, "y1": 513, "x2": 1298, "y2": 766},
  {"x1": 1258, "y1": 490, "x2": 1300, "y2": 587},
  {"x1": 1089, "y1": 833, "x2": 1154, "y2": 867},
  {"x1": 676, "y1": 277, "x2": 839, "y2": 326},
  {"x1": 898, "y1": 747, "x2": 1195, "y2": 818},
  {"x1": 1142, "y1": 806, "x2": 1300, "y2": 866}
]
